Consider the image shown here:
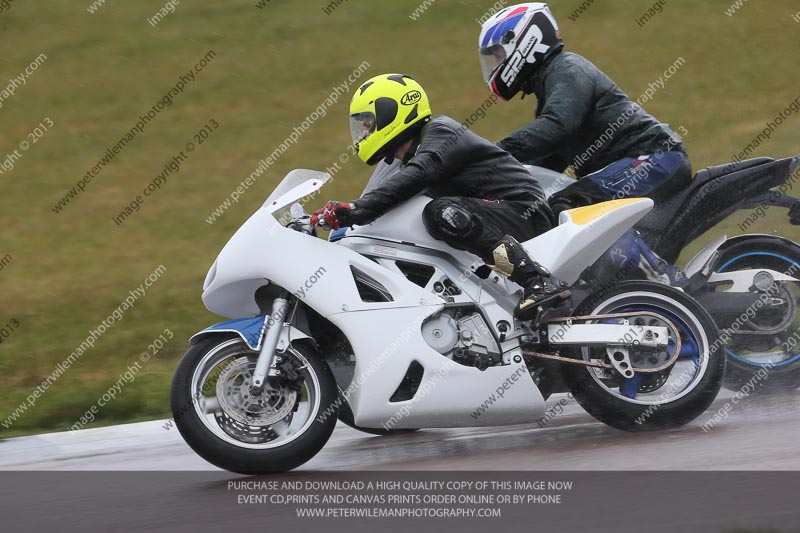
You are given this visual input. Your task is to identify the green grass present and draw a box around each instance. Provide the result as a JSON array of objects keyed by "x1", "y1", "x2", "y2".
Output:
[{"x1": 1, "y1": 0, "x2": 799, "y2": 436}]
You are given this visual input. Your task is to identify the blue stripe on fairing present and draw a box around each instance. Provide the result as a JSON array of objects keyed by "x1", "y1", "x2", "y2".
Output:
[
  {"x1": 717, "y1": 251, "x2": 800, "y2": 367},
  {"x1": 191, "y1": 316, "x2": 268, "y2": 351},
  {"x1": 329, "y1": 227, "x2": 348, "y2": 242}
]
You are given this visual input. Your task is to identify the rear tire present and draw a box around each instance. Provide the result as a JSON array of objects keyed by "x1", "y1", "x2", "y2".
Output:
[
  {"x1": 713, "y1": 237, "x2": 800, "y2": 391},
  {"x1": 561, "y1": 281, "x2": 724, "y2": 431}
]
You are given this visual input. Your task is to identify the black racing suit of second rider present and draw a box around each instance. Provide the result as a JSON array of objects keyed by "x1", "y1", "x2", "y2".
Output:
[{"x1": 497, "y1": 52, "x2": 692, "y2": 286}]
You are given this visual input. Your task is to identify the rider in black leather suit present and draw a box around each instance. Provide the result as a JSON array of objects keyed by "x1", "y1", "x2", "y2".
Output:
[{"x1": 312, "y1": 74, "x2": 570, "y2": 321}]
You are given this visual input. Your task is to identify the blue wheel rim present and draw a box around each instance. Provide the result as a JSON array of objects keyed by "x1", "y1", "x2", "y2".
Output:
[
  {"x1": 717, "y1": 251, "x2": 800, "y2": 367},
  {"x1": 602, "y1": 305, "x2": 701, "y2": 399}
]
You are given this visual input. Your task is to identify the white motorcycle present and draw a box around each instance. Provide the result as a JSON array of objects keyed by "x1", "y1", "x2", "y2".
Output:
[{"x1": 171, "y1": 169, "x2": 724, "y2": 474}]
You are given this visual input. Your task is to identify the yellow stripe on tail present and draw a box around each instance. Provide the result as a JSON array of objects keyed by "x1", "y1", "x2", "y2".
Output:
[{"x1": 565, "y1": 198, "x2": 649, "y2": 225}]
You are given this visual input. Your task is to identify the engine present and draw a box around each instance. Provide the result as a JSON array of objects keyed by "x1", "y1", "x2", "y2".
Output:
[{"x1": 421, "y1": 309, "x2": 503, "y2": 369}]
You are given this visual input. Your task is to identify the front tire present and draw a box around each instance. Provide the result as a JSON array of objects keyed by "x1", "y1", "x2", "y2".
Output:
[
  {"x1": 170, "y1": 335, "x2": 337, "y2": 474},
  {"x1": 561, "y1": 281, "x2": 724, "y2": 431}
]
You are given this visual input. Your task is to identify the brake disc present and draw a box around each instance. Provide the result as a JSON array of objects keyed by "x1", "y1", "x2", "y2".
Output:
[{"x1": 215, "y1": 358, "x2": 297, "y2": 427}]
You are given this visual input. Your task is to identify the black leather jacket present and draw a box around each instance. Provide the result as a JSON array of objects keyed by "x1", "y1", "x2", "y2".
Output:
[
  {"x1": 356, "y1": 115, "x2": 548, "y2": 221},
  {"x1": 498, "y1": 52, "x2": 685, "y2": 177}
]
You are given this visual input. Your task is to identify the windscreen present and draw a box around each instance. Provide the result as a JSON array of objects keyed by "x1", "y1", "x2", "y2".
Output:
[
  {"x1": 264, "y1": 169, "x2": 330, "y2": 207},
  {"x1": 264, "y1": 169, "x2": 330, "y2": 225}
]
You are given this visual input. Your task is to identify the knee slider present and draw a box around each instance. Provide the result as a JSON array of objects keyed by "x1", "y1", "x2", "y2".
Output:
[{"x1": 423, "y1": 199, "x2": 475, "y2": 238}]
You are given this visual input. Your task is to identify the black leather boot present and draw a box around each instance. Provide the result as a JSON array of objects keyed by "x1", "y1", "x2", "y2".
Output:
[{"x1": 488, "y1": 235, "x2": 571, "y2": 321}]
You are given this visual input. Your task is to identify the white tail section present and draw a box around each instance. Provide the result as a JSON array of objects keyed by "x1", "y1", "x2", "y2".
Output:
[{"x1": 524, "y1": 198, "x2": 653, "y2": 284}]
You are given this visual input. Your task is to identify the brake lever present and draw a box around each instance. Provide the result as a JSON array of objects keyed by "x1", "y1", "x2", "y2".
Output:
[{"x1": 288, "y1": 216, "x2": 316, "y2": 234}]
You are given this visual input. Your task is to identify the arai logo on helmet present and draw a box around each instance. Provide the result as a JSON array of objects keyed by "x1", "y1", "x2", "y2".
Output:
[{"x1": 401, "y1": 90, "x2": 422, "y2": 106}]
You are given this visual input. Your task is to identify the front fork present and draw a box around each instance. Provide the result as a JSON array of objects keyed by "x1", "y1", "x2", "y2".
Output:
[{"x1": 251, "y1": 292, "x2": 291, "y2": 394}]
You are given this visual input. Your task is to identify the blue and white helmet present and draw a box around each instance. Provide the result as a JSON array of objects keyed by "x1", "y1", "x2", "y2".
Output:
[{"x1": 479, "y1": 3, "x2": 562, "y2": 100}]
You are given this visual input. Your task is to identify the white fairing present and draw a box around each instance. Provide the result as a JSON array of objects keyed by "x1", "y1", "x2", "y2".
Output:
[
  {"x1": 524, "y1": 199, "x2": 654, "y2": 284},
  {"x1": 338, "y1": 308, "x2": 543, "y2": 428},
  {"x1": 203, "y1": 201, "x2": 436, "y2": 319},
  {"x1": 348, "y1": 195, "x2": 481, "y2": 264},
  {"x1": 200, "y1": 170, "x2": 652, "y2": 429},
  {"x1": 351, "y1": 194, "x2": 653, "y2": 286},
  {"x1": 201, "y1": 184, "x2": 546, "y2": 427}
]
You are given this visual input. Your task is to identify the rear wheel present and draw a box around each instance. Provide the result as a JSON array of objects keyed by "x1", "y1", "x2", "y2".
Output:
[
  {"x1": 560, "y1": 281, "x2": 724, "y2": 431},
  {"x1": 712, "y1": 238, "x2": 800, "y2": 391},
  {"x1": 170, "y1": 335, "x2": 337, "y2": 474}
]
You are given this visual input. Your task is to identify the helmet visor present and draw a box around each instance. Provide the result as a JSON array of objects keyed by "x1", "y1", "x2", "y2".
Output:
[
  {"x1": 479, "y1": 44, "x2": 507, "y2": 82},
  {"x1": 349, "y1": 112, "x2": 376, "y2": 146}
]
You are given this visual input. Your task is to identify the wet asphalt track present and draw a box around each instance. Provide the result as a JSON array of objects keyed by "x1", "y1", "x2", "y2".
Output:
[
  {"x1": 2, "y1": 390, "x2": 799, "y2": 532},
  {"x1": 2, "y1": 389, "x2": 799, "y2": 471}
]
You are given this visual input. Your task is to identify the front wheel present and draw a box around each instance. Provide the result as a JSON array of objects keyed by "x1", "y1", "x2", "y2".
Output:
[
  {"x1": 170, "y1": 335, "x2": 338, "y2": 474},
  {"x1": 560, "y1": 281, "x2": 724, "y2": 431}
]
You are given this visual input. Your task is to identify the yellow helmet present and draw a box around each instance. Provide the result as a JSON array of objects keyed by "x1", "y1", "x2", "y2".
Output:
[{"x1": 349, "y1": 73, "x2": 432, "y2": 165}]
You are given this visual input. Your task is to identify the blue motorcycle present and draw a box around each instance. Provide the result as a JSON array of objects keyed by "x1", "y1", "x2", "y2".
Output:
[{"x1": 534, "y1": 156, "x2": 800, "y2": 391}]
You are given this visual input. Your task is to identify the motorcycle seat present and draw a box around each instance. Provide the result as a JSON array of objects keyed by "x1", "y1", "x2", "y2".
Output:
[{"x1": 693, "y1": 157, "x2": 773, "y2": 183}]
